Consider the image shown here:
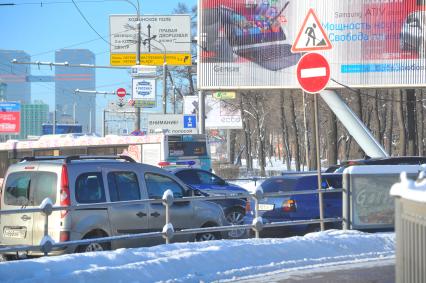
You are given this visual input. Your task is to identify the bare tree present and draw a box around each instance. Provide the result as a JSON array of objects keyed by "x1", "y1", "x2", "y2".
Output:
[
  {"x1": 288, "y1": 91, "x2": 301, "y2": 171},
  {"x1": 280, "y1": 92, "x2": 291, "y2": 170},
  {"x1": 395, "y1": 89, "x2": 406, "y2": 156}
]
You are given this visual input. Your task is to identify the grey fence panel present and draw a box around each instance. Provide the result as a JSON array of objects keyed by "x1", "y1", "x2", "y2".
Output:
[{"x1": 0, "y1": 187, "x2": 343, "y2": 257}]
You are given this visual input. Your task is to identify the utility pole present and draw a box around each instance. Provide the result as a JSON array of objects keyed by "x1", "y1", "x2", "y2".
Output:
[{"x1": 134, "y1": 3, "x2": 142, "y2": 131}]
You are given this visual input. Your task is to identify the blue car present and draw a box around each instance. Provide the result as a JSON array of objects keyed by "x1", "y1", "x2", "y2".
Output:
[
  {"x1": 171, "y1": 168, "x2": 249, "y2": 238},
  {"x1": 243, "y1": 173, "x2": 342, "y2": 237}
]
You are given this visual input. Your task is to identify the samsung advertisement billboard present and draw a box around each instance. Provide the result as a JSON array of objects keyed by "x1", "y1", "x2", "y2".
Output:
[{"x1": 198, "y1": 0, "x2": 426, "y2": 89}]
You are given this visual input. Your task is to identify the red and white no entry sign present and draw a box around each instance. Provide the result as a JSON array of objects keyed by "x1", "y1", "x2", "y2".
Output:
[
  {"x1": 296, "y1": 53, "x2": 330, "y2": 94},
  {"x1": 116, "y1": 88, "x2": 126, "y2": 98}
]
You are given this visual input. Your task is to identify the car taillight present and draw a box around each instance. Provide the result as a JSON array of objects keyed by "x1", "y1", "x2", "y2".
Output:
[
  {"x1": 60, "y1": 231, "x2": 70, "y2": 242},
  {"x1": 60, "y1": 165, "x2": 70, "y2": 218},
  {"x1": 282, "y1": 199, "x2": 296, "y2": 212}
]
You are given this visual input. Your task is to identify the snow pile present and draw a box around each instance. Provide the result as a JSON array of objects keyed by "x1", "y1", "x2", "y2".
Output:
[
  {"x1": 391, "y1": 171, "x2": 426, "y2": 202},
  {"x1": 0, "y1": 230, "x2": 395, "y2": 283}
]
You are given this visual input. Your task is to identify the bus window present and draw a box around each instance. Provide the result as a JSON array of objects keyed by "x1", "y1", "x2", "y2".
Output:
[
  {"x1": 34, "y1": 149, "x2": 57, "y2": 156},
  {"x1": 60, "y1": 148, "x2": 87, "y2": 156},
  {"x1": 87, "y1": 147, "x2": 115, "y2": 155},
  {"x1": 8, "y1": 150, "x2": 33, "y2": 160}
]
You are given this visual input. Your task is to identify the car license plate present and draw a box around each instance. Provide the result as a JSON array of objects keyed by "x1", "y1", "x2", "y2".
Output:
[
  {"x1": 258, "y1": 204, "x2": 274, "y2": 211},
  {"x1": 3, "y1": 227, "x2": 26, "y2": 239}
]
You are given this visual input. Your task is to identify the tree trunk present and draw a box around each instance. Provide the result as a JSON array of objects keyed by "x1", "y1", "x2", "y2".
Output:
[
  {"x1": 280, "y1": 93, "x2": 292, "y2": 170},
  {"x1": 372, "y1": 90, "x2": 382, "y2": 142},
  {"x1": 229, "y1": 130, "x2": 236, "y2": 164},
  {"x1": 406, "y1": 89, "x2": 417, "y2": 156},
  {"x1": 395, "y1": 90, "x2": 406, "y2": 156},
  {"x1": 289, "y1": 91, "x2": 301, "y2": 171},
  {"x1": 385, "y1": 97, "x2": 394, "y2": 155},
  {"x1": 254, "y1": 94, "x2": 266, "y2": 176},
  {"x1": 350, "y1": 90, "x2": 364, "y2": 158},
  {"x1": 327, "y1": 109, "x2": 338, "y2": 167},
  {"x1": 418, "y1": 90, "x2": 425, "y2": 155},
  {"x1": 240, "y1": 94, "x2": 252, "y2": 170}
]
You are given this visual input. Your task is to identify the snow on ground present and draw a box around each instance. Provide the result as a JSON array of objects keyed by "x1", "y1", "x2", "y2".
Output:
[{"x1": 0, "y1": 230, "x2": 395, "y2": 283}]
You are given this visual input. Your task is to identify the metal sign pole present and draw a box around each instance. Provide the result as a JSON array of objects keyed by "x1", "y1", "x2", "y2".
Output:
[{"x1": 314, "y1": 93, "x2": 325, "y2": 231}]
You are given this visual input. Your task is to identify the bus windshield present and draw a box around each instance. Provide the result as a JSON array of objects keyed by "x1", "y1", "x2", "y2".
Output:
[{"x1": 168, "y1": 141, "x2": 207, "y2": 157}]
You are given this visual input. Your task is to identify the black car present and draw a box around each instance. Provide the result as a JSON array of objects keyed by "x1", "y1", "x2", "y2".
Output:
[
  {"x1": 170, "y1": 168, "x2": 249, "y2": 238},
  {"x1": 325, "y1": 156, "x2": 426, "y2": 173}
]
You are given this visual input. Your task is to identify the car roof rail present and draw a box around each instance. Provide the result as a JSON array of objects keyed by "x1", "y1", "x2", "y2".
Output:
[
  {"x1": 20, "y1": 156, "x2": 69, "y2": 162},
  {"x1": 64, "y1": 155, "x2": 136, "y2": 163}
]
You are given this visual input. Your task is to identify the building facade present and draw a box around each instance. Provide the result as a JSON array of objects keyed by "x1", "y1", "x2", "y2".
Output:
[
  {"x1": 0, "y1": 50, "x2": 31, "y2": 104},
  {"x1": 55, "y1": 49, "x2": 96, "y2": 133},
  {"x1": 16, "y1": 102, "x2": 49, "y2": 140}
]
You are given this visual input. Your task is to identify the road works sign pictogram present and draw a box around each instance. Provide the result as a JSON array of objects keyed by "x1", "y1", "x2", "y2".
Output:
[{"x1": 291, "y1": 9, "x2": 332, "y2": 53}]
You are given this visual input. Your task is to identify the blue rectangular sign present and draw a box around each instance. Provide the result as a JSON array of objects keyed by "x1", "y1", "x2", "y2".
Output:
[
  {"x1": 0, "y1": 102, "x2": 20, "y2": 112},
  {"x1": 183, "y1": 115, "x2": 196, "y2": 128}
]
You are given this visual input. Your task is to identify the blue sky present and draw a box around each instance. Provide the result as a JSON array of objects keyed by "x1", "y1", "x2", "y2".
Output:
[{"x1": 0, "y1": 0, "x2": 197, "y2": 132}]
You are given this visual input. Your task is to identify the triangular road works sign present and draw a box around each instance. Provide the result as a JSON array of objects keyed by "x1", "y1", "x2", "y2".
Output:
[{"x1": 291, "y1": 8, "x2": 332, "y2": 53}]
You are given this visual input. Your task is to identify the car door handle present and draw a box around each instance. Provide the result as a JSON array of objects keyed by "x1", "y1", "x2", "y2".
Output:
[
  {"x1": 136, "y1": 212, "x2": 147, "y2": 218},
  {"x1": 21, "y1": 215, "x2": 31, "y2": 221},
  {"x1": 150, "y1": 212, "x2": 160, "y2": 217}
]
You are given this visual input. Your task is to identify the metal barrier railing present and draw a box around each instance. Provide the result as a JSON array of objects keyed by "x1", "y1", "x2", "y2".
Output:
[{"x1": 0, "y1": 188, "x2": 343, "y2": 257}]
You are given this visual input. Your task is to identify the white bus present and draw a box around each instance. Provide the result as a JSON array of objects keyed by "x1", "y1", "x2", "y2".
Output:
[{"x1": 0, "y1": 133, "x2": 211, "y2": 180}]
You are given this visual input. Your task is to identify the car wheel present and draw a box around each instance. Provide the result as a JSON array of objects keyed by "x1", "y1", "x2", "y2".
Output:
[
  {"x1": 77, "y1": 233, "x2": 111, "y2": 253},
  {"x1": 196, "y1": 232, "x2": 218, "y2": 241},
  {"x1": 225, "y1": 208, "x2": 246, "y2": 238}
]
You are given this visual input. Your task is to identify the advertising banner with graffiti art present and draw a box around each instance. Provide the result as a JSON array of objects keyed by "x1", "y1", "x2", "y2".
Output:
[{"x1": 198, "y1": 0, "x2": 426, "y2": 89}]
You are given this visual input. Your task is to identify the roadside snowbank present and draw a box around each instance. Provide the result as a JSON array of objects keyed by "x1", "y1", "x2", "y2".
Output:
[{"x1": 0, "y1": 230, "x2": 395, "y2": 283}]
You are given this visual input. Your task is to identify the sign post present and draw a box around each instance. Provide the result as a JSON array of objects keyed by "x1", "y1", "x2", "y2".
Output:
[{"x1": 293, "y1": 9, "x2": 332, "y2": 232}]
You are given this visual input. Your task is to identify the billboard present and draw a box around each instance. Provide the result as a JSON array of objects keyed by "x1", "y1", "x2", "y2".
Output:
[
  {"x1": 147, "y1": 114, "x2": 197, "y2": 134},
  {"x1": 132, "y1": 78, "x2": 156, "y2": 108},
  {"x1": 0, "y1": 102, "x2": 20, "y2": 134},
  {"x1": 110, "y1": 14, "x2": 192, "y2": 66},
  {"x1": 42, "y1": 124, "x2": 83, "y2": 135},
  {"x1": 199, "y1": 0, "x2": 426, "y2": 89},
  {"x1": 184, "y1": 95, "x2": 242, "y2": 129}
]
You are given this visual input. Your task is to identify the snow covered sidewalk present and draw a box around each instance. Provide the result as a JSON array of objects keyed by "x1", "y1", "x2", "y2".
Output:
[{"x1": 0, "y1": 230, "x2": 395, "y2": 283}]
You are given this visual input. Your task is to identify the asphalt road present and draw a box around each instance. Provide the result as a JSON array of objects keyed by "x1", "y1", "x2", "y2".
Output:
[{"x1": 234, "y1": 259, "x2": 395, "y2": 283}]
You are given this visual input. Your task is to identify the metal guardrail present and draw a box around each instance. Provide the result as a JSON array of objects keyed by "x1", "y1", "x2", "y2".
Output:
[{"x1": 0, "y1": 187, "x2": 343, "y2": 257}]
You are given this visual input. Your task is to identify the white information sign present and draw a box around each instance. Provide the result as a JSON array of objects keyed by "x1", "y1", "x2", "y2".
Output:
[
  {"x1": 110, "y1": 14, "x2": 191, "y2": 54},
  {"x1": 148, "y1": 114, "x2": 197, "y2": 135},
  {"x1": 132, "y1": 78, "x2": 156, "y2": 107}
]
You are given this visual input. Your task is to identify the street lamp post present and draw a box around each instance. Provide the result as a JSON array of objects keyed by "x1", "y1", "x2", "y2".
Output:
[{"x1": 123, "y1": 0, "x2": 142, "y2": 131}]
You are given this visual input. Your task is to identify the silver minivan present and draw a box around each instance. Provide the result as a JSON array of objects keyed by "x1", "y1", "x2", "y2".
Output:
[{"x1": 0, "y1": 156, "x2": 227, "y2": 257}]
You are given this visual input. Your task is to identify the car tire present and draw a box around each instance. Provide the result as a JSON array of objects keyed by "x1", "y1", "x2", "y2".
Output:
[
  {"x1": 76, "y1": 233, "x2": 111, "y2": 253},
  {"x1": 225, "y1": 208, "x2": 246, "y2": 238},
  {"x1": 196, "y1": 231, "x2": 219, "y2": 241}
]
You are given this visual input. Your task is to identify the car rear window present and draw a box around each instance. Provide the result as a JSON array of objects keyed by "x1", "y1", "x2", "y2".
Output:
[
  {"x1": 260, "y1": 178, "x2": 298, "y2": 193},
  {"x1": 75, "y1": 173, "x2": 106, "y2": 203},
  {"x1": 4, "y1": 171, "x2": 57, "y2": 206}
]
